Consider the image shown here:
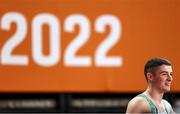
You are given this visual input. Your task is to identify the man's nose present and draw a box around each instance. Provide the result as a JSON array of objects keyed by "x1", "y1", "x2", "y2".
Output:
[{"x1": 167, "y1": 74, "x2": 173, "y2": 81}]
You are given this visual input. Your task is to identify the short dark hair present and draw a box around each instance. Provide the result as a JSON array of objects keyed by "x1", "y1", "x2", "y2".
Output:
[{"x1": 144, "y1": 57, "x2": 172, "y2": 80}]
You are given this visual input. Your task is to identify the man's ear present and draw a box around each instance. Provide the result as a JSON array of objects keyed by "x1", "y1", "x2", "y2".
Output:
[{"x1": 147, "y1": 72, "x2": 153, "y2": 81}]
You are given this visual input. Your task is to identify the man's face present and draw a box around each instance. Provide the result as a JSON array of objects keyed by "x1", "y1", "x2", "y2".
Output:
[{"x1": 152, "y1": 65, "x2": 173, "y2": 93}]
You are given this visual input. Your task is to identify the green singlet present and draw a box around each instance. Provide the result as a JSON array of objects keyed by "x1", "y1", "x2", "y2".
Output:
[{"x1": 138, "y1": 93, "x2": 158, "y2": 114}]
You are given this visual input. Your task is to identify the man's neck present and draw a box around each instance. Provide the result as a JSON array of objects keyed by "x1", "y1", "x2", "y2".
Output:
[{"x1": 145, "y1": 87, "x2": 164, "y2": 103}]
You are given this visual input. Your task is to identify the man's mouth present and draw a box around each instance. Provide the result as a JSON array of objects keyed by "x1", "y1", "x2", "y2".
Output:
[{"x1": 165, "y1": 83, "x2": 171, "y2": 86}]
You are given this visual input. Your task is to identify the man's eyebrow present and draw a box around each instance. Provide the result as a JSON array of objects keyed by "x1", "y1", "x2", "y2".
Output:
[{"x1": 160, "y1": 71, "x2": 173, "y2": 74}]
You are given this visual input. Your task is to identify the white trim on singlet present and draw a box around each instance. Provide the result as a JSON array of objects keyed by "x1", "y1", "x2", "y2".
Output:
[{"x1": 162, "y1": 99, "x2": 171, "y2": 114}]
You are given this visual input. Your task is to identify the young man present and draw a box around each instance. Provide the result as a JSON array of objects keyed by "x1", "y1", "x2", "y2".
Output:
[{"x1": 126, "y1": 57, "x2": 175, "y2": 114}]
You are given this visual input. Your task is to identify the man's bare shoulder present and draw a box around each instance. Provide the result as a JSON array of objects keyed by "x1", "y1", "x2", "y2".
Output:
[{"x1": 126, "y1": 95, "x2": 151, "y2": 113}]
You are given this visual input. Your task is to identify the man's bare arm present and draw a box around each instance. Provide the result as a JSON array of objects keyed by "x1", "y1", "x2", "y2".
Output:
[{"x1": 126, "y1": 97, "x2": 151, "y2": 113}]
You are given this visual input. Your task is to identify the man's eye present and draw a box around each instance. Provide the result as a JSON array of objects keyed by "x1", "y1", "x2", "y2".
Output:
[{"x1": 162, "y1": 73, "x2": 173, "y2": 77}]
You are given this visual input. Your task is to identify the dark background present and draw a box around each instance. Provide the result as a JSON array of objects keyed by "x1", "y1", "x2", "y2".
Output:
[{"x1": 0, "y1": 92, "x2": 178, "y2": 113}]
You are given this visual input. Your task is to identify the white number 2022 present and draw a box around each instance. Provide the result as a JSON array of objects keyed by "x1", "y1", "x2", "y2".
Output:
[{"x1": 0, "y1": 12, "x2": 122, "y2": 67}]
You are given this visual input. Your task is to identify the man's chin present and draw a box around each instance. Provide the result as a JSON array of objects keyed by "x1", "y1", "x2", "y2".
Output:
[{"x1": 164, "y1": 87, "x2": 171, "y2": 93}]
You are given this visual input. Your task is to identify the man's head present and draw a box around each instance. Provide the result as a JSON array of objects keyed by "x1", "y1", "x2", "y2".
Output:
[
  {"x1": 144, "y1": 57, "x2": 172, "y2": 80},
  {"x1": 144, "y1": 57, "x2": 173, "y2": 92}
]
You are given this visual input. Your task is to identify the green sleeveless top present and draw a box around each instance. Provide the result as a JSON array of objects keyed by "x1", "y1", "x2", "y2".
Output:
[{"x1": 138, "y1": 93, "x2": 158, "y2": 114}]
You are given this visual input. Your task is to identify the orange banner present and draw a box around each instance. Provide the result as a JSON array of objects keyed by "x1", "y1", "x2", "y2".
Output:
[{"x1": 0, "y1": 0, "x2": 179, "y2": 92}]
